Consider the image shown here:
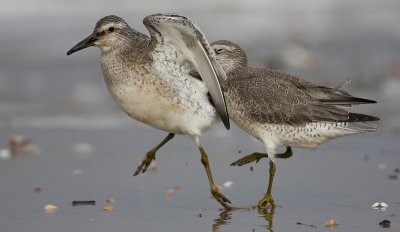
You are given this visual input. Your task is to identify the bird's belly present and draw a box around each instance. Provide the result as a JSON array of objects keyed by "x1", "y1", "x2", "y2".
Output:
[
  {"x1": 232, "y1": 113, "x2": 358, "y2": 148},
  {"x1": 108, "y1": 85, "x2": 215, "y2": 136}
]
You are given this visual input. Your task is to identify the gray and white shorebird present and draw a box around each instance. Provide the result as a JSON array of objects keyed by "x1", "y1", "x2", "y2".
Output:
[
  {"x1": 67, "y1": 14, "x2": 232, "y2": 208},
  {"x1": 210, "y1": 40, "x2": 379, "y2": 208}
]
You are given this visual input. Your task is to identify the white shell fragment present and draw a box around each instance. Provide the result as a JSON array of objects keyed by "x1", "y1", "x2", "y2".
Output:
[
  {"x1": 43, "y1": 204, "x2": 58, "y2": 213},
  {"x1": 223, "y1": 181, "x2": 234, "y2": 189},
  {"x1": 324, "y1": 219, "x2": 340, "y2": 227},
  {"x1": 372, "y1": 202, "x2": 389, "y2": 211}
]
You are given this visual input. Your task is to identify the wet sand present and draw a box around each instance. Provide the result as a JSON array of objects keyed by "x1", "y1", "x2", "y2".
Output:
[{"x1": 0, "y1": 125, "x2": 398, "y2": 232}]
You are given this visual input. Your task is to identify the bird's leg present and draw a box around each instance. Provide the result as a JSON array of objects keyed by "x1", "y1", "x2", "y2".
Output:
[
  {"x1": 230, "y1": 152, "x2": 266, "y2": 166},
  {"x1": 133, "y1": 133, "x2": 175, "y2": 176},
  {"x1": 199, "y1": 147, "x2": 232, "y2": 209},
  {"x1": 276, "y1": 147, "x2": 293, "y2": 159},
  {"x1": 258, "y1": 160, "x2": 276, "y2": 209},
  {"x1": 230, "y1": 147, "x2": 292, "y2": 166}
]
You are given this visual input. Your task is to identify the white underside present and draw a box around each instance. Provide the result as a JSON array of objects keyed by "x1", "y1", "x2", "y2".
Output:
[{"x1": 235, "y1": 119, "x2": 362, "y2": 159}]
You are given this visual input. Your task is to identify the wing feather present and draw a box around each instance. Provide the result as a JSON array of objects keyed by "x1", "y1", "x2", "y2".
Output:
[
  {"x1": 227, "y1": 72, "x2": 351, "y2": 126},
  {"x1": 143, "y1": 14, "x2": 230, "y2": 129}
]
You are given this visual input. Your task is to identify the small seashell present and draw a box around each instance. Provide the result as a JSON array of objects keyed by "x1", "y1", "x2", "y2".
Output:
[
  {"x1": 102, "y1": 206, "x2": 115, "y2": 212},
  {"x1": 324, "y1": 219, "x2": 340, "y2": 227},
  {"x1": 372, "y1": 202, "x2": 389, "y2": 211},
  {"x1": 175, "y1": 184, "x2": 182, "y2": 190},
  {"x1": 223, "y1": 181, "x2": 233, "y2": 189},
  {"x1": 43, "y1": 204, "x2": 58, "y2": 213}
]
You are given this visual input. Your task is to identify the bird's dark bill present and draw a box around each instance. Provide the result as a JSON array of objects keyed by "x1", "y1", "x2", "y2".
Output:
[{"x1": 67, "y1": 34, "x2": 97, "y2": 55}]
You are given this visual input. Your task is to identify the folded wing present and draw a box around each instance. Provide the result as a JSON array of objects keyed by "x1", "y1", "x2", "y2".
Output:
[{"x1": 228, "y1": 74, "x2": 378, "y2": 127}]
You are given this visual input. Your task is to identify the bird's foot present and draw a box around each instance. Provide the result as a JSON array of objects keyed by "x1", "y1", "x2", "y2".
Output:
[
  {"x1": 230, "y1": 152, "x2": 267, "y2": 166},
  {"x1": 211, "y1": 185, "x2": 232, "y2": 209},
  {"x1": 258, "y1": 194, "x2": 275, "y2": 209},
  {"x1": 230, "y1": 147, "x2": 293, "y2": 167},
  {"x1": 133, "y1": 150, "x2": 156, "y2": 176}
]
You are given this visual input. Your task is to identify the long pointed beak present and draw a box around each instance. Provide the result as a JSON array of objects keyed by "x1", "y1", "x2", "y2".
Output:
[{"x1": 67, "y1": 33, "x2": 97, "y2": 55}]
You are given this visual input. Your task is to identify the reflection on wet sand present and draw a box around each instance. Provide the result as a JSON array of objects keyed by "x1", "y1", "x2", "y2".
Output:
[
  {"x1": 212, "y1": 206, "x2": 277, "y2": 232},
  {"x1": 258, "y1": 207, "x2": 276, "y2": 232},
  {"x1": 212, "y1": 209, "x2": 232, "y2": 232}
]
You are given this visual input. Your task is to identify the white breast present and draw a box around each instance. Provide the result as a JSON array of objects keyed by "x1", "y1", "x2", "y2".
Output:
[{"x1": 100, "y1": 49, "x2": 216, "y2": 136}]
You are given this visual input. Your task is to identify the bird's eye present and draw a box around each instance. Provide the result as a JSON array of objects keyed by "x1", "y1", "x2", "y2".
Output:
[
  {"x1": 215, "y1": 48, "x2": 225, "y2": 54},
  {"x1": 108, "y1": 27, "x2": 115, "y2": 32}
]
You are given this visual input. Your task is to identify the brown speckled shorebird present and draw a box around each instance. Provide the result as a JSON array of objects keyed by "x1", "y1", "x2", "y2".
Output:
[
  {"x1": 67, "y1": 14, "x2": 232, "y2": 208},
  {"x1": 211, "y1": 40, "x2": 379, "y2": 209}
]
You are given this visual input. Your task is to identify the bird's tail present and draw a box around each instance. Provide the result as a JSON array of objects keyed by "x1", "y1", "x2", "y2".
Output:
[{"x1": 345, "y1": 121, "x2": 379, "y2": 132}]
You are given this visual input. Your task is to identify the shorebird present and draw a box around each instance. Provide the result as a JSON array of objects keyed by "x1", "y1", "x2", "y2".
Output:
[
  {"x1": 211, "y1": 40, "x2": 379, "y2": 208},
  {"x1": 67, "y1": 14, "x2": 232, "y2": 208}
]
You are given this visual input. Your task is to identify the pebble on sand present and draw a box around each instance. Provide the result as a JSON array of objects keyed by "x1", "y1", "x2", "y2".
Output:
[{"x1": 379, "y1": 219, "x2": 391, "y2": 228}]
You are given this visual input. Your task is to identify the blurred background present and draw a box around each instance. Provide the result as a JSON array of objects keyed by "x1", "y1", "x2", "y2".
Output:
[{"x1": 0, "y1": 0, "x2": 399, "y2": 132}]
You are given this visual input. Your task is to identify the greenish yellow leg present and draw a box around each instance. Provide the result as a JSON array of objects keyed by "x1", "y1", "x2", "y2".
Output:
[
  {"x1": 230, "y1": 147, "x2": 293, "y2": 166},
  {"x1": 133, "y1": 133, "x2": 175, "y2": 176},
  {"x1": 276, "y1": 147, "x2": 293, "y2": 159},
  {"x1": 230, "y1": 152, "x2": 266, "y2": 166},
  {"x1": 199, "y1": 147, "x2": 232, "y2": 209},
  {"x1": 258, "y1": 160, "x2": 276, "y2": 209}
]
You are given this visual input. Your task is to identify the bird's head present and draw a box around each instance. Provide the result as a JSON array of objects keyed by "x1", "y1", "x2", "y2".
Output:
[
  {"x1": 67, "y1": 15, "x2": 132, "y2": 55},
  {"x1": 211, "y1": 40, "x2": 247, "y2": 74}
]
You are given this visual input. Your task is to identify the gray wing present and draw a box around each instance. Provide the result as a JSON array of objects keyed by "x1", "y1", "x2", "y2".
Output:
[
  {"x1": 143, "y1": 13, "x2": 230, "y2": 129},
  {"x1": 262, "y1": 69, "x2": 376, "y2": 105},
  {"x1": 227, "y1": 75, "x2": 350, "y2": 126}
]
